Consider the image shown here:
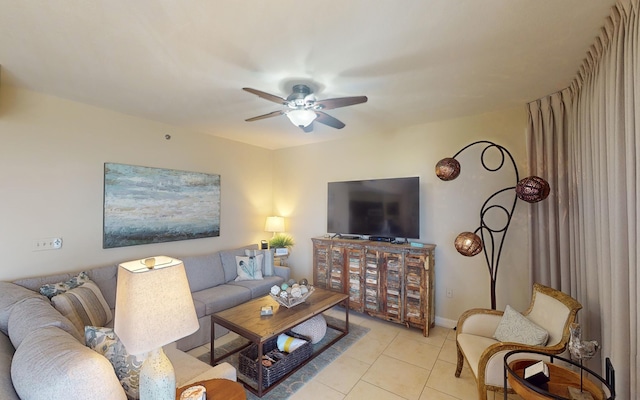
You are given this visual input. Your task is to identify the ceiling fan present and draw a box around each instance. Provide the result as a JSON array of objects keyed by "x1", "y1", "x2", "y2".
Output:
[{"x1": 242, "y1": 84, "x2": 368, "y2": 133}]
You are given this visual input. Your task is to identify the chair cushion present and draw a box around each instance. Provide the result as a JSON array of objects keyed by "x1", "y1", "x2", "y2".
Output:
[
  {"x1": 457, "y1": 333, "x2": 500, "y2": 377},
  {"x1": 493, "y1": 305, "x2": 549, "y2": 346}
]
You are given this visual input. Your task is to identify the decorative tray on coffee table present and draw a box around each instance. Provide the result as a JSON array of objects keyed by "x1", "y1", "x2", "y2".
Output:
[{"x1": 270, "y1": 286, "x2": 315, "y2": 308}]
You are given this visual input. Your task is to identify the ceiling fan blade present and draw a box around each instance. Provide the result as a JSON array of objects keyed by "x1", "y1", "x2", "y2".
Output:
[
  {"x1": 315, "y1": 111, "x2": 346, "y2": 129},
  {"x1": 301, "y1": 123, "x2": 314, "y2": 133},
  {"x1": 242, "y1": 88, "x2": 287, "y2": 105},
  {"x1": 245, "y1": 110, "x2": 284, "y2": 122},
  {"x1": 315, "y1": 96, "x2": 368, "y2": 110}
]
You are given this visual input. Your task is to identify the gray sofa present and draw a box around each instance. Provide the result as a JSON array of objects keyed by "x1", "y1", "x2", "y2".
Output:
[{"x1": 0, "y1": 244, "x2": 289, "y2": 400}]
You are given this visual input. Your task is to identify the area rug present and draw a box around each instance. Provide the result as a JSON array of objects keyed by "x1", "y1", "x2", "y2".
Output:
[{"x1": 197, "y1": 315, "x2": 370, "y2": 399}]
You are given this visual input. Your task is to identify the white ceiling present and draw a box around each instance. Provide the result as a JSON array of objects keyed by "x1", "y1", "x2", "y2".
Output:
[{"x1": 0, "y1": 1, "x2": 616, "y2": 149}]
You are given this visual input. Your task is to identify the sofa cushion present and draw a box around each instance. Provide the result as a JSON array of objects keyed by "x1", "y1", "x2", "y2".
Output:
[
  {"x1": 86, "y1": 265, "x2": 119, "y2": 310},
  {"x1": 51, "y1": 281, "x2": 113, "y2": 336},
  {"x1": 85, "y1": 326, "x2": 143, "y2": 400},
  {"x1": 0, "y1": 333, "x2": 19, "y2": 400},
  {"x1": 493, "y1": 305, "x2": 549, "y2": 346},
  {"x1": 39, "y1": 271, "x2": 90, "y2": 299},
  {"x1": 228, "y1": 275, "x2": 284, "y2": 298},
  {"x1": 234, "y1": 255, "x2": 264, "y2": 281},
  {"x1": 192, "y1": 298, "x2": 206, "y2": 319},
  {"x1": 0, "y1": 282, "x2": 43, "y2": 335},
  {"x1": 219, "y1": 244, "x2": 259, "y2": 283},
  {"x1": 12, "y1": 326, "x2": 127, "y2": 400},
  {"x1": 8, "y1": 297, "x2": 82, "y2": 348},
  {"x1": 191, "y1": 285, "x2": 252, "y2": 315},
  {"x1": 181, "y1": 253, "x2": 226, "y2": 292}
]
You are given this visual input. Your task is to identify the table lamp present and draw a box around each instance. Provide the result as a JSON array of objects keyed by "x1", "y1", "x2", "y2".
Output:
[
  {"x1": 264, "y1": 216, "x2": 285, "y2": 237},
  {"x1": 114, "y1": 256, "x2": 198, "y2": 400}
]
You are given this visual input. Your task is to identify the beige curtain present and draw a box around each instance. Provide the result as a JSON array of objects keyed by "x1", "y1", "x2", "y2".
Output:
[{"x1": 526, "y1": 1, "x2": 638, "y2": 398}]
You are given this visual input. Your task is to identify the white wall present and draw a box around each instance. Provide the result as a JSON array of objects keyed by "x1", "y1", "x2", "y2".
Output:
[
  {"x1": 0, "y1": 84, "x2": 534, "y2": 325},
  {"x1": 0, "y1": 85, "x2": 273, "y2": 280},
  {"x1": 273, "y1": 108, "x2": 533, "y2": 323}
]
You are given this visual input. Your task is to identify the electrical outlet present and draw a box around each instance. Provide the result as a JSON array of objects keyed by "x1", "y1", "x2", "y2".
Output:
[
  {"x1": 33, "y1": 237, "x2": 63, "y2": 251},
  {"x1": 446, "y1": 288, "x2": 453, "y2": 298}
]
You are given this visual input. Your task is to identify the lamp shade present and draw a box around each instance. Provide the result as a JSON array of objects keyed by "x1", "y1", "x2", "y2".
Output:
[
  {"x1": 114, "y1": 256, "x2": 198, "y2": 355},
  {"x1": 286, "y1": 109, "x2": 317, "y2": 127},
  {"x1": 435, "y1": 157, "x2": 461, "y2": 181},
  {"x1": 454, "y1": 232, "x2": 483, "y2": 257},
  {"x1": 516, "y1": 176, "x2": 550, "y2": 203},
  {"x1": 265, "y1": 216, "x2": 285, "y2": 233}
]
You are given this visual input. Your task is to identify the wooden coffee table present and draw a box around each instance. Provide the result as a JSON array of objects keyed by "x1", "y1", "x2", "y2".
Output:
[
  {"x1": 176, "y1": 379, "x2": 246, "y2": 400},
  {"x1": 210, "y1": 287, "x2": 349, "y2": 397}
]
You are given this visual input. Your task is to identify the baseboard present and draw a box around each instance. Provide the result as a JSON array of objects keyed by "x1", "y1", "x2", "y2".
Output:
[{"x1": 435, "y1": 316, "x2": 457, "y2": 329}]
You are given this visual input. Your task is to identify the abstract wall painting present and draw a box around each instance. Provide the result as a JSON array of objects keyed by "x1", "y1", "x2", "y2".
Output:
[{"x1": 103, "y1": 163, "x2": 220, "y2": 248}]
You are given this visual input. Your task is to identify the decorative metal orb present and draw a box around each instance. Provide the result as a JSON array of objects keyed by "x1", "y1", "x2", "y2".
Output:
[
  {"x1": 299, "y1": 278, "x2": 308, "y2": 286},
  {"x1": 435, "y1": 158, "x2": 461, "y2": 181},
  {"x1": 454, "y1": 232, "x2": 483, "y2": 257},
  {"x1": 516, "y1": 176, "x2": 550, "y2": 203}
]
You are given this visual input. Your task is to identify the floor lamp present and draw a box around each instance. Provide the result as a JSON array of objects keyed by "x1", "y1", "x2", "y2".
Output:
[{"x1": 435, "y1": 141, "x2": 550, "y2": 309}]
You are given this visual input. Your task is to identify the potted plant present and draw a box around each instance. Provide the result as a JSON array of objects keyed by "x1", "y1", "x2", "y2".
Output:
[{"x1": 269, "y1": 233, "x2": 295, "y2": 255}]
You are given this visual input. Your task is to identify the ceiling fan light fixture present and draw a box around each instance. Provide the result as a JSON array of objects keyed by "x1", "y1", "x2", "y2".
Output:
[{"x1": 286, "y1": 109, "x2": 317, "y2": 127}]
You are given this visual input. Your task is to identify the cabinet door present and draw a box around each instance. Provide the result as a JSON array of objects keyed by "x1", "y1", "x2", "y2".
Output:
[
  {"x1": 364, "y1": 248, "x2": 381, "y2": 312},
  {"x1": 330, "y1": 246, "x2": 345, "y2": 292},
  {"x1": 313, "y1": 241, "x2": 330, "y2": 289},
  {"x1": 382, "y1": 251, "x2": 403, "y2": 322},
  {"x1": 404, "y1": 252, "x2": 426, "y2": 325},
  {"x1": 346, "y1": 247, "x2": 364, "y2": 312}
]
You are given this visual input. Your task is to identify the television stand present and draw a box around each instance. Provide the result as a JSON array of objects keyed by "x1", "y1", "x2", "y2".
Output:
[
  {"x1": 312, "y1": 237, "x2": 436, "y2": 336},
  {"x1": 368, "y1": 236, "x2": 393, "y2": 242}
]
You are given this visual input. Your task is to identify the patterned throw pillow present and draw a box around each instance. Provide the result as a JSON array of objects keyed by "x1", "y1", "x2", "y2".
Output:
[
  {"x1": 245, "y1": 249, "x2": 275, "y2": 276},
  {"x1": 85, "y1": 326, "x2": 143, "y2": 400},
  {"x1": 493, "y1": 305, "x2": 549, "y2": 346},
  {"x1": 235, "y1": 255, "x2": 264, "y2": 281},
  {"x1": 51, "y1": 280, "x2": 113, "y2": 335},
  {"x1": 39, "y1": 271, "x2": 90, "y2": 299}
]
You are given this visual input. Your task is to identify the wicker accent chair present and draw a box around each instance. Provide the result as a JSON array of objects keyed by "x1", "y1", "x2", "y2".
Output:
[{"x1": 454, "y1": 283, "x2": 582, "y2": 400}]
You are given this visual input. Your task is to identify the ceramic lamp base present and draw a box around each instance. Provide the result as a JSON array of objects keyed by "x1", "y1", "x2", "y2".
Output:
[{"x1": 140, "y1": 347, "x2": 176, "y2": 400}]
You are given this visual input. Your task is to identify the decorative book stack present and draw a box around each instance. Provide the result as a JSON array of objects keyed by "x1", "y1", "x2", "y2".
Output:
[{"x1": 523, "y1": 360, "x2": 550, "y2": 389}]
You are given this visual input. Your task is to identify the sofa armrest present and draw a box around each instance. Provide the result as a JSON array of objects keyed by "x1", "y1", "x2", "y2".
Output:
[{"x1": 274, "y1": 266, "x2": 290, "y2": 281}]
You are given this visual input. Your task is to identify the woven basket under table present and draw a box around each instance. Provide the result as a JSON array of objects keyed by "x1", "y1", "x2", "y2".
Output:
[{"x1": 238, "y1": 332, "x2": 312, "y2": 389}]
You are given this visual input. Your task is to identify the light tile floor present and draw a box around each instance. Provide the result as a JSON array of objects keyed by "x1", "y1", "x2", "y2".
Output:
[{"x1": 187, "y1": 308, "x2": 524, "y2": 400}]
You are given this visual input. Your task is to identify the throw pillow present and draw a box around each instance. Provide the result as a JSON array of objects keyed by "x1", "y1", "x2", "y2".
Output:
[
  {"x1": 235, "y1": 255, "x2": 264, "y2": 281},
  {"x1": 276, "y1": 333, "x2": 307, "y2": 353},
  {"x1": 245, "y1": 249, "x2": 275, "y2": 276},
  {"x1": 39, "y1": 271, "x2": 90, "y2": 299},
  {"x1": 493, "y1": 305, "x2": 549, "y2": 346},
  {"x1": 85, "y1": 326, "x2": 143, "y2": 400},
  {"x1": 51, "y1": 280, "x2": 113, "y2": 335}
]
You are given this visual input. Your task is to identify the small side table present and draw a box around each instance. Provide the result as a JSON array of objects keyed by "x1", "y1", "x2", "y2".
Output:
[
  {"x1": 176, "y1": 379, "x2": 246, "y2": 400},
  {"x1": 504, "y1": 350, "x2": 615, "y2": 400}
]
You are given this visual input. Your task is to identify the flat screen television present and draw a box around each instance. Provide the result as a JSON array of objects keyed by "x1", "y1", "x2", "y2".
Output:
[{"x1": 327, "y1": 177, "x2": 420, "y2": 239}]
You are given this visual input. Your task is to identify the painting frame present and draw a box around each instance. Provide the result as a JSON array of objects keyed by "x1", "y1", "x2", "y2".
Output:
[{"x1": 103, "y1": 163, "x2": 220, "y2": 249}]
